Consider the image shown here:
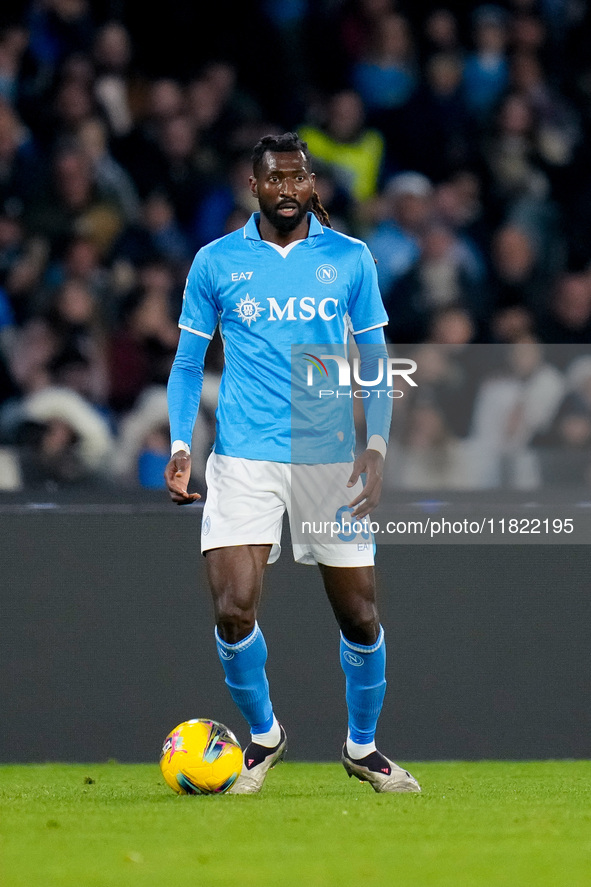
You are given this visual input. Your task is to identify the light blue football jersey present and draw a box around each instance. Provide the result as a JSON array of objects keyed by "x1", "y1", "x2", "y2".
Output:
[{"x1": 178, "y1": 213, "x2": 387, "y2": 462}]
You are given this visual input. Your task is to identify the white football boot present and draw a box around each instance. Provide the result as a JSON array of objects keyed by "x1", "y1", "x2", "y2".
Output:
[
  {"x1": 228, "y1": 726, "x2": 287, "y2": 794},
  {"x1": 342, "y1": 745, "x2": 421, "y2": 793}
]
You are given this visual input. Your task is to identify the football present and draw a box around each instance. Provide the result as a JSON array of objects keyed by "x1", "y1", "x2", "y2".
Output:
[{"x1": 159, "y1": 719, "x2": 243, "y2": 794}]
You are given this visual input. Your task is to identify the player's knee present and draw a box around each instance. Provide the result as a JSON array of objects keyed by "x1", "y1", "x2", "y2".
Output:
[
  {"x1": 339, "y1": 602, "x2": 380, "y2": 647},
  {"x1": 215, "y1": 594, "x2": 257, "y2": 644}
]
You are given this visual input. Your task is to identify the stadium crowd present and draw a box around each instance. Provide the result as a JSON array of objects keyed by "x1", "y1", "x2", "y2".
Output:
[{"x1": 1, "y1": 0, "x2": 591, "y2": 492}]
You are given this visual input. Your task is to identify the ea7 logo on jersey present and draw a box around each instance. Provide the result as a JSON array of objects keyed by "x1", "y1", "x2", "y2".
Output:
[{"x1": 231, "y1": 271, "x2": 253, "y2": 281}]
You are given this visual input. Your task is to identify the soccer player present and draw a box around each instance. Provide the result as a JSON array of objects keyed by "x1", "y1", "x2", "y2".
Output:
[{"x1": 165, "y1": 133, "x2": 420, "y2": 794}]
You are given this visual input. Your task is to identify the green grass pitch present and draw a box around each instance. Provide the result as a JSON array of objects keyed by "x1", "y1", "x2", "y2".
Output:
[{"x1": 1, "y1": 761, "x2": 590, "y2": 886}]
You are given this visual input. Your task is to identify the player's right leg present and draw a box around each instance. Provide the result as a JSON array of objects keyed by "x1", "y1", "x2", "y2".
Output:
[
  {"x1": 206, "y1": 545, "x2": 286, "y2": 794},
  {"x1": 200, "y1": 454, "x2": 288, "y2": 793}
]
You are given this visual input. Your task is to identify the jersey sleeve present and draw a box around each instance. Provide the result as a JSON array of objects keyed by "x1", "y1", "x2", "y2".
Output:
[
  {"x1": 347, "y1": 243, "x2": 388, "y2": 335},
  {"x1": 354, "y1": 327, "x2": 392, "y2": 448},
  {"x1": 178, "y1": 248, "x2": 220, "y2": 339}
]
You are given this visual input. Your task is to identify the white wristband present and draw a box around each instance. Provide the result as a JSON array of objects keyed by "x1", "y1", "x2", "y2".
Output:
[
  {"x1": 171, "y1": 440, "x2": 191, "y2": 457},
  {"x1": 367, "y1": 434, "x2": 387, "y2": 458}
]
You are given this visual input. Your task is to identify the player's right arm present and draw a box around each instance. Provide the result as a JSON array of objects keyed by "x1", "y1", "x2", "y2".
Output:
[
  {"x1": 165, "y1": 329, "x2": 210, "y2": 503},
  {"x1": 165, "y1": 249, "x2": 219, "y2": 504}
]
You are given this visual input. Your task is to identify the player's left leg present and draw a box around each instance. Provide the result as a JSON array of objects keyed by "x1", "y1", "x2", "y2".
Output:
[{"x1": 319, "y1": 564, "x2": 421, "y2": 793}]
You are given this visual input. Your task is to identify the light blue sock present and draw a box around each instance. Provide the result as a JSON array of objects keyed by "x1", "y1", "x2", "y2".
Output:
[
  {"x1": 215, "y1": 622, "x2": 274, "y2": 734},
  {"x1": 340, "y1": 626, "x2": 386, "y2": 745}
]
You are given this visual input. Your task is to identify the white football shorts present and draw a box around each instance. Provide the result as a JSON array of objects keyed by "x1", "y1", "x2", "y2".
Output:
[{"x1": 201, "y1": 452, "x2": 375, "y2": 567}]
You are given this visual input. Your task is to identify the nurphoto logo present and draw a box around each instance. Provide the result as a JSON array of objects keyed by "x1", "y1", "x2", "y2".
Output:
[{"x1": 303, "y1": 353, "x2": 418, "y2": 398}]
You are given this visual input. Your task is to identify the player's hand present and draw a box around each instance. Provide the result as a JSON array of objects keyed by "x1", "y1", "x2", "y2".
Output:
[
  {"x1": 347, "y1": 448, "x2": 384, "y2": 519},
  {"x1": 164, "y1": 451, "x2": 201, "y2": 505}
]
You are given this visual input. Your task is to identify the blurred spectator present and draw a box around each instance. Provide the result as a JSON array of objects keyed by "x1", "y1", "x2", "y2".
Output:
[
  {"x1": 510, "y1": 51, "x2": 581, "y2": 169},
  {"x1": 112, "y1": 375, "x2": 218, "y2": 487},
  {"x1": 187, "y1": 62, "x2": 261, "y2": 149},
  {"x1": 34, "y1": 55, "x2": 98, "y2": 151},
  {"x1": 535, "y1": 405, "x2": 591, "y2": 487},
  {"x1": 76, "y1": 115, "x2": 141, "y2": 224},
  {"x1": 480, "y1": 88, "x2": 564, "y2": 276},
  {"x1": 490, "y1": 304, "x2": 537, "y2": 343},
  {"x1": 0, "y1": 195, "x2": 48, "y2": 324},
  {"x1": 433, "y1": 170, "x2": 490, "y2": 264},
  {"x1": 395, "y1": 51, "x2": 474, "y2": 181},
  {"x1": 92, "y1": 20, "x2": 134, "y2": 137},
  {"x1": 384, "y1": 221, "x2": 486, "y2": 342},
  {"x1": 185, "y1": 61, "x2": 262, "y2": 167},
  {"x1": 533, "y1": 355, "x2": 591, "y2": 486},
  {"x1": 0, "y1": 25, "x2": 29, "y2": 105},
  {"x1": 538, "y1": 272, "x2": 591, "y2": 346},
  {"x1": 111, "y1": 77, "x2": 185, "y2": 199},
  {"x1": 421, "y1": 8, "x2": 463, "y2": 60},
  {"x1": 259, "y1": 2, "x2": 310, "y2": 125},
  {"x1": 469, "y1": 340, "x2": 565, "y2": 487},
  {"x1": 190, "y1": 151, "x2": 261, "y2": 248},
  {"x1": 510, "y1": 8, "x2": 547, "y2": 59},
  {"x1": 463, "y1": 4, "x2": 510, "y2": 123},
  {"x1": 300, "y1": 89, "x2": 385, "y2": 203},
  {"x1": 339, "y1": 0, "x2": 397, "y2": 67},
  {"x1": 26, "y1": 0, "x2": 95, "y2": 80},
  {"x1": 480, "y1": 91, "x2": 550, "y2": 219},
  {"x1": 41, "y1": 233, "x2": 112, "y2": 313},
  {"x1": 488, "y1": 223, "x2": 549, "y2": 315},
  {"x1": 426, "y1": 306, "x2": 478, "y2": 346},
  {"x1": 312, "y1": 160, "x2": 357, "y2": 235},
  {"x1": 26, "y1": 142, "x2": 125, "y2": 261},
  {"x1": 0, "y1": 99, "x2": 39, "y2": 209},
  {"x1": 351, "y1": 12, "x2": 418, "y2": 113},
  {"x1": 107, "y1": 261, "x2": 179, "y2": 414},
  {"x1": 15, "y1": 385, "x2": 113, "y2": 486},
  {"x1": 387, "y1": 401, "x2": 480, "y2": 490},
  {"x1": 397, "y1": 341, "x2": 479, "y2": 437},
  {"x1": 366, "y1": 171, "x2": 433, "y2": 295},
  {"x1": 151, "y1": 112, "x2": 210, "y2": 234},
  {"x1": 10, "y1": 277, "x2": 108, "y2": 404},
  {"x1": 110, "y1": 190, "x2": 192, "y2": 286}
]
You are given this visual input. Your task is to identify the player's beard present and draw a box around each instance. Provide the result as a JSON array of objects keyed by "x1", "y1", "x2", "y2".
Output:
[{"x1": 262, "y1": 196, "x2": 313, "y2": 233}]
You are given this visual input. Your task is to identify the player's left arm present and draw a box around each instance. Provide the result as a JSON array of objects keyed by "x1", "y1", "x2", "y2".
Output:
[
  {"x1": 346, "y1": 244, "x2": 392, "y2": 518},
  {"x1": 347, "y1": 326, "x2": 391, "y2": 518}
]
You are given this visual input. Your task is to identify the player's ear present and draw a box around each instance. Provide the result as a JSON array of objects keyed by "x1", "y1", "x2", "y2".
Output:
[
  {"x1": 310, "y1": 172, "x2": 316, "y2": 187},
  {"x1": 249, "y1": 175, "x2": 258, "y2": 196}
]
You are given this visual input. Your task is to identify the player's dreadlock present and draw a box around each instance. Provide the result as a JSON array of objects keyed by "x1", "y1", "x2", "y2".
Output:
[{"x1": 251, "y1": 133, "x2": 332, "y2": 228}]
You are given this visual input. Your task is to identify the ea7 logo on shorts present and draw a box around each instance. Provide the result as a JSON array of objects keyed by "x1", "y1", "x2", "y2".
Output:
[
  {"x1": 316, "y1": 264, "x2": 337, "y2": 284},
  {"x1": 231, "y1": 271, "x2": 253, "y2": 281}
]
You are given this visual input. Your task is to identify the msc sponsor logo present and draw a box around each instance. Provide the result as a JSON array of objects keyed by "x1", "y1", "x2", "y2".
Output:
[
  {"x1": 316, "y1": 264, "x2": 337, "y2": 284},
  {"x1": 268, "y1": 296, "x2": 338, "y2": 321},
  {"x1": 234, "y1": 294, "x2": 265, "y2": 326},
  {"x1": 233, "y1": 295, "x2": 340, "y2": 325}
]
